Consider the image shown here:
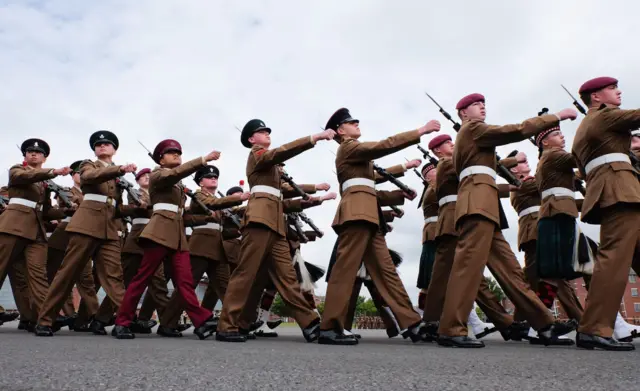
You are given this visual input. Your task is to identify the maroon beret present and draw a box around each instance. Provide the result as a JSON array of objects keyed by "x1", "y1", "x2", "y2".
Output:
[
  {"x1": 152, "y1": 139, "x2": 182, "y2": 164},
  {"x1": 455, "y1": 93, "x2": 485, "y2": 110},
  {"x1": 578, "y1": 77, "x2": 618, "y2": 94},
  {"x1": 135, "y1": 168, "x2": 151, "y2": 181},
  {"x1": 428, "y1": 134, "x2": 452, "y2": 150}
]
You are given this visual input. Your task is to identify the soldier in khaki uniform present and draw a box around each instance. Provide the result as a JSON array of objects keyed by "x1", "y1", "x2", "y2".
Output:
[
  {"x1": 319, "y1": 107, "x2": 440, "y2": 345},
  {"x1": 216, "y1": 119, "x2": 333, "y2": 343},
  {"x1": 0, "y1": 139, "x2": 71, "y2": 333},
  {"x1": 36, "y1": 131, "x2": 139, "y2": 337},
  {"x1": 420, "y1": 135, "x2": 519, "y2": 343},
  {"x1": 114, "y1": 139, "x2": 220, "y2": 340},
  {"x1": 47, "y1": 161, "x2": 99, "y2": 329},
  {"x1": 571, "y1": 77, "x2": 640, "y2": 351},
  {"x1": 437, "y1": 93, "x2": 578, "y2": 347},
  {"x1": 159, "y1": 165, "x2": 248, "y2": 336}
]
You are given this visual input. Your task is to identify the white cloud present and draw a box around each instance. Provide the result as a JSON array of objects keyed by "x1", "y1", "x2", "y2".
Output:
[{"x1": 0, "y1": 0, "x2": 635, "y2": 306}]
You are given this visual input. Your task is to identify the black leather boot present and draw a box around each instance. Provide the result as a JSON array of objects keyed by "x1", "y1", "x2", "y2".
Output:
[
  {"x1": 437, "y1": 335, "x2": 485, "y2": 348},
  {"x1": 89, "y1": 319, "x2": 108, "y2": 336},
  {"x1": 576, "y1": 332, "x2": 635, "y2": 351},
  {"x1": 130, "y1": 319, "x2": 157, "y2": 334},
  {"x1": 267, "y1": 319, "x2": 283, "y2": 329},
  {"x1": 317, "y1": 329, "x2": 358, "y2": 345},
  {"x1": 0, "y1": 311, "x2": 19, "y2": 323},
  {"x1": 302, "y1": 319, "x2": 320, "y2": 343},
  {"x1": 401, "y1": 321, "x2": 426, "y2": 343},
  {"x1": 193, "y1": 317, "x2": 218, "y2": 340},
  {"x1": 34, "y1": 324, "x2": 54, "y2": 337},
  {"x1": 216, "y1": 331, "x2": 247, "y2": 342},
  {"x1": 177, "y1": 322, "x2": 192, "y2": 332},
  {"x1": 499, "y1": 321, "x2": 529, "y2": 341},
  {"x1": 157, "y1": 326, "x2": 183, "y2": 338},
  {"x1": 112, "y1": 325, "x2": 135, "y2": 339}
]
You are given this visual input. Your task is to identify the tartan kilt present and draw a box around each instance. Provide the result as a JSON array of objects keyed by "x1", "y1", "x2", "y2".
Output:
[
  {"x1": 416, "y1": 240, "x2": 437, "y2": 289},
  {"x1": 536, "y1": 214, "x2": 595, "y2": 280}
]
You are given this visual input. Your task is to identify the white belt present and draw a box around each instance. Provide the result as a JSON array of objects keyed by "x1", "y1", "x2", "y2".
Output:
[
  {"x1": 186, "y1": 227, "x2": 193, "y2": 235},
  {"x1": 342, "y1": 178, "x2": 375, "y2": 192},
  {"x1": 632, "y1": 130, "x2": 640, "y2": 136},
  {"x1": 438, "y1": 195, "x2": 458, "y2": 206},
  {"x1": 131, "y1": 218, "x2": 150, "y2": 225},
  {"x1": 424, "y1": 216, "x2": 438, "y2": 224},
  {"x1": 193, "y1": 222, "x2": 222, "y2": 231},
  {"x1": 46, "y1": 232, "x2": 52, "y2": 238},
  {"x1": 61, "y1": 217, "x2": 72, "y2": 223},
  {"x1": 459, "y1": 166, "x2": 497, "y2": 181},
  {"x1": 585, "y1": 153, "x2": 630, "y2": 175},
  {"x1": 518, "y1": 206, "x2": 540, "y2": 218},
  {"x1": 250, "y1": 185, "x2": 282, "y2": 198},
  {"x1": 84, "y1": 193, "x2": 116, "y2": 206},
  {"x1": 541, "y1": 187, "x2": 575, "y2": 200},
  {"x1": 153, "y1": 203, "x2": 182, "y2": 214},
  {"x1": 9, "y1": 198, "x2": 42, "y2": 210}
]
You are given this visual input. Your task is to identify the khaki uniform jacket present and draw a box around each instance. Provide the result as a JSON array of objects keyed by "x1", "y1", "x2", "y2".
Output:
[
  {"x1": 0, "y1": 164, "x2": 58, "y2": 241},
  {"x1": 332, "y1": 130, "x2": 421, "y2": 230},
  {"x1": 121, "y1": 189, "x2": 152, "y2": 255},
  {"x1": 536, "y1": 148, "x2": 582, "y2": 219},
  {"x1": 65, "y1": 160, "x2": 137, "y2": 240},
  {"x1": 510, "y1": 177, "x2": 540, "y2": 249},
  {"x1": 453, "y1": 114, "x2": 560, "y2": 227},
  {"x1": 421, "y1": 186, "x2": 438, "y2": 243},
  {"x1": 243, "y1": 136, "x2": 315, "y2": 236},
  {"x1": 140, "y1": 157, "x2": 207, "y2": 251},
  {"x1": 435, "y1": 157, "x2": 458, "y2": 239},
  {"x1": 571, "y1": 104, "x2": 640, "y2": 224},
  {"x1": 188, "y1": 189, "x2": 243, "y2": 261},
  {"x1": 48, "y1": 186, "x2": 84, "y2": 251}
]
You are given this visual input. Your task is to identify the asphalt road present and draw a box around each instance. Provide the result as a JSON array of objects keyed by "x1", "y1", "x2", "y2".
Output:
[{"x1": 0, "y1": 321, "x2": 637, "y2": 391}]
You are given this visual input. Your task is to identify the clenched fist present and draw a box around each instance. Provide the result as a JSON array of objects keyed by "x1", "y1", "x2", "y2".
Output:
[
  {"x1": 205, "y1": 150, "x2": 221, "y2": 161},
  {"x1": 418, "y1": 120, "x2": 441, "y2": 136},
  {"x1": 316, "y1": 183, "x2": 331, "y2": 191}
]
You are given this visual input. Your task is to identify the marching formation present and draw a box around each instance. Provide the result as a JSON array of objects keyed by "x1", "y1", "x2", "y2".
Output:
[{"x1": 0, "y1": 76, "x2": 639, "y2": 352}]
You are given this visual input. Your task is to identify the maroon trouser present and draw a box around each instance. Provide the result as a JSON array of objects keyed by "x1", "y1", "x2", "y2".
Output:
[{"x1": 115, "y1": 245, "x2": 211, "y2": 328}]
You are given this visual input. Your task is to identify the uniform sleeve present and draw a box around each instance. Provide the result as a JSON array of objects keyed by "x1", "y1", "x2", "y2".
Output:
[
  {"x1": 9, "y1": 166, "x2": 56, "y2": 186},
  {"x1": 151, "y1": 158, "x2": 205, "y2": 189},
  {"x1": 343, "y1": 130, "x2": 421, "y2": 162},
  {"x1": 377, "y1": 190, "x2": 405, "y2": 206},
  {"x1": 79, "y1": 161, "x2": 123, "y2": 185},
  {"x1": 252, "y1": 136, "x2": 315, "y2": 171},
  {"x1": 282, "y1": 183, "x2": 317, "y2": 199},
  {"x1": 473, "y1": 115, "x2": 560, "y2": 147},
  {"x1": 601, "y1": 107, "x2": 640, "y2": 133}
]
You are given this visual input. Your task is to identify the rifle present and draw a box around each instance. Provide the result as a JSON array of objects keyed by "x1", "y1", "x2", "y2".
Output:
[
  {"x1": 115, "y1": 175, "x2": 142, "y2": 205},
  {"x1": 288, "y1": 213, "x2": 309, "y2": 242},
  {"x1": 44, "y1": 180, "x2": 73, "y2": 207},
  {"x1": 280, "y1": 171, "x2": 310, "y2": 200},
  {"x1": 216, "y1": 190, "x2": 242, "y2": 229},
  {"x1": 425, "y1": 92, "x2": 522, "y2": 187},
  {"x1": 373, "y1": 164, "x2": 416, "y2": 197},
  {"x1": 559, "y1": 86, "x2": 640, "y2": 174},
  {"x1": 296, "y1": 211, "x2": 324, "y2": 237}
]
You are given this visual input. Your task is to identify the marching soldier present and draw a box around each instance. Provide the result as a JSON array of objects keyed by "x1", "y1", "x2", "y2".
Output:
[
  {"x1": 159, "y1": 165, "x2": 248, "y2": 336},
  {"x1": 416, "y1": 161, "x2": 438, "y2": 301},
  {"x1": 319, "y1": 107, "x2": 439, "y2": 345},
  {"x1": 216, "y1": 119, "x2": 333, "y2": 342},
  {"x1": 36, "y1": 131, "x2": 137, "y2": 337},
  {"x1": 572, "y1": 77, "x2": 640, "y2": 351},
  {"x1": 113, "y1": 139, "x2": 220, "y2": 340},
  {"x1": 0, "y1": 139, "x2": 71, "y2": 333},
  {"x1": 47, "y1": 161, "x2": 99, "y2": 329},
  {"x1": 437, "y1": 94, "x2": 577, "y2": 347},
  {"x1": 421, "y1": 134, "x2": 519, "y2": 342}
]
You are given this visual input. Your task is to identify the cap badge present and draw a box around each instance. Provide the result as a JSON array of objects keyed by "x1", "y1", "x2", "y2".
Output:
[
  {"x1": 99, "y1": 134, "x2": 104, "y2": 139},
  {"x1": 34, "y1": 142, "x2": 38, "y2": 147}
]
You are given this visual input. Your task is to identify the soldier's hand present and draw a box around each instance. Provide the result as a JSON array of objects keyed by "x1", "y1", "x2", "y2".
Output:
[
  {"x1": 120, "y1": 164, "x2": 137, "y2": 174},
  {"x1": 313, "y1": 129, "x2": 336, "y2": 142},
  {"x1": 240, "y1": 192, "x2": 250, "y2": 201},
  {"x1": 405, "y1": 159, "x2": 422, "y2": 169},
  {"x1": 418, "y1": 120, "x2": 441, "y2": 135},
  {"x1": 316, "y1": 183, "x2": 331, "y2": 191},
  {"x1": 556, "y1": 108, "x2": 578, "y2": 121},
  {"x1": 53, "y1": 167, "x2": 72, "y2": 176},
  {"x1": 509, "y1": 184, "x2": 520, "y2": 191},
  {"x1": 138, "y1": 201, "x2": 148, "y2": 209},
  {"x1": 403, "y1": 189, "x2": 417, "y2": 200},
  {"x1": 321, "y1": 192, "x2": 337, "y2": 201},
  {"x1": 205, "y1": 150, "x2": 221, "y2": 161}
]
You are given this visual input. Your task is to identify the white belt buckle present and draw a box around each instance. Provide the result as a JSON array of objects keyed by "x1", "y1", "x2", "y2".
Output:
[
  {"x1": 131, "y1": 218, "x2": 150, "y2": 225},
  {"x1": 342, "y1": 178, "x2": 376, "y2": 192},
  {"x1": 585, "y1": 153, "x2": 630, "y2": 175},
  {"x1": 250, "y1": 185, "x2": 282, "y2": 198},
  {"x1": 84, "y1": 193, "x2": 116, "y2": 206},
  {"x1": 459, "y1": 165, "x2": 497, "y2": 181},
  {"x1": 438, "y1": 195, "x2": 458, "y2": 206},
  {"x1": 518, "y1": 205, "x2": 540, "y2": 218}
]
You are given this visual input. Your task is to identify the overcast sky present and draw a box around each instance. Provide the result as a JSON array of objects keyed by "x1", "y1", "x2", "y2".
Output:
[{"x1": 0, "y1": 0, "x2": 636, "y2": 306}]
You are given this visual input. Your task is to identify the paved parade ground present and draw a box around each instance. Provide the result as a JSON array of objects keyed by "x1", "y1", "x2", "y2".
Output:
[{"x1": 0, "y1": 322, "x2": 637, "y2": 391}]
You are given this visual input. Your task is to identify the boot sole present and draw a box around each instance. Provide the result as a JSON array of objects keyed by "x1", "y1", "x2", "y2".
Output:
[
  {"x1": 577, "y1": 341, "x2": 635, "y2": 351},
  {"x1": 317, "y1": 337, "x2": 358, "y2": 346},
  {"x1": 215, "y1": 335, "x2": 246, "y2": 342},
  {"x1": 437, "y1": 340, "x2": 485, "y2": 348}
]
